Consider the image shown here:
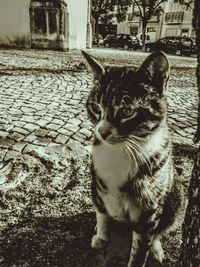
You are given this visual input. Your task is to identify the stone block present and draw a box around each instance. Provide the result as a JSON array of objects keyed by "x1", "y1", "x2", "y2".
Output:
[
  {"x1": 55, "y1": 134, "x2": 69, "y2": 144},
  {"x1": 30, "y1": 0, "x2": 69, "y2": 51}
]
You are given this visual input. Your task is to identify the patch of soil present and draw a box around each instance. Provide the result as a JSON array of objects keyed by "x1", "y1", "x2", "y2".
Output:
[{"x1": 0, "y1": 141, "x2": 194, "y2": 267}]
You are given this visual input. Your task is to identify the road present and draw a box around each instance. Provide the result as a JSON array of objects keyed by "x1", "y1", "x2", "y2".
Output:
[{"x1": 0, "y1": 47, "x2": 197, "y2": 163}]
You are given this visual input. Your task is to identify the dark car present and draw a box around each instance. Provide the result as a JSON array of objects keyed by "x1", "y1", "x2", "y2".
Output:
[
  {"x1": 103, "y1": 34, "x2": 139, "y2": 50},
  {"x1": 190, "y1": 37, "x2": 197, "y2": 54},
  {"x1": 145, "y1": 36, "x2": 196, "y2": 56},
  {"x1": 93, "y1": 34, "x2": 103, "y2": 46},
  {"x1": 103, "y1": 34, "x2": 116, "y2": 47}
]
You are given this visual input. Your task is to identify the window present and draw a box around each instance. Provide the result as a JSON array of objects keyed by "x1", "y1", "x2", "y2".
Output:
[
  {"x1": 130, "y1": 27, "x2": 138, "y2": 36},
  {"x1": 165, "y1": 12, "x2": 184, "y2": 23},
  {"x1": 147, "y1": 27, "x2": 156, "y2": 33},
  {"x1": 128, "y1": 13, "x2": 133, "y2": 21}
]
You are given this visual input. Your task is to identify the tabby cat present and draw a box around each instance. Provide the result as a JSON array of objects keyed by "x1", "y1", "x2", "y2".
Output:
[{"x1": 82, "y1": 50, "x2": 183, "y2": 267}]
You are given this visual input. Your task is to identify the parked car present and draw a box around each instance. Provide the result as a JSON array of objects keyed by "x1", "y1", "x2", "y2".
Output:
[
  {"x1": 190, "y1": 37, "x2": 197, "y2": 54},
  {"x1": 136, "y1": 33, "x2": 151, "y2": 47},
  {"x1": 93, "y1": 34, "x2": 103, "y2": 46},
  {"x1": 103, "y1": 34, "x2": 140, "y2": 50},
  {"x1": 103, "y1": 34, "x2": 116, "y2": 47},
  {"x1": 145, "y1": 36, "x2": 197, "y2": 56},
  {"x1": 128, "y1": 36, "x2": 140, "y2": 50}
]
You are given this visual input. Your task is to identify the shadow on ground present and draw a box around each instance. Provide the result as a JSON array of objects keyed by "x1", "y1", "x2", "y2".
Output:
[
  {"x1": 0, "y1": 144, "x2": 193, "y2": 267},
  {"x1": 0, "y1": 211, "x2": 164, "y2": 267}
]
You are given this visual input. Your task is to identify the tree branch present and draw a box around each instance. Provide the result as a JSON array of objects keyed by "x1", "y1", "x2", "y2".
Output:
[
  {"x1": 132, "y1": 0, "x2": 144, "y2": 18},
  {"x1": 152, "y1": 0, "x2": 166, "y2": 13},
  {"x1": 153, "y1": 0, "x2": 167, "y2": 11}
]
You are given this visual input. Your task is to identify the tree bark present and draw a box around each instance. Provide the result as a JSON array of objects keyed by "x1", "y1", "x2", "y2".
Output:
[
  {"x1": 179, "y1": 1, "x2": 200, "y2": 266},
  {"x1": 179, "y1": 150, "x2": 200, "y2": 267},
  {"x1": 141, "y1": 19, "x2": 147, "y2": 52},
  {"x1": 194, "y1": 0, "x2": 200, "y2": 143},
  {"x1": 95, "y1": 17, "x2": 100, "y2": 47}
]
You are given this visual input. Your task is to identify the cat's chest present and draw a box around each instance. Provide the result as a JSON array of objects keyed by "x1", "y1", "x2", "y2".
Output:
[
  {"x1": 92, "y1": 143, "x2": 137, "y2": 189},
  {"x1": 92, "y1": 143, "x2": 140, "y2": 222}
]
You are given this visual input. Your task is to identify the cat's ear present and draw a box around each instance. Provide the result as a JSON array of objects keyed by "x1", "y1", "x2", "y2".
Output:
[
  {"x1": 81, "y1": 50, "x2": 105, "y2": 78},
  {"x1": 136, "y1": 51, "x2": 170, "y2": 95}
]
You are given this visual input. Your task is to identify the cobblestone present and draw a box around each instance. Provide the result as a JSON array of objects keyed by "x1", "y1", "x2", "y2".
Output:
[
  {"x1": 0, "y1": 48, "x2": 198, "y2": 162},
  {"x1": 12, "y1": 142, "x2": 27, "y2": 152},
  {"x1": 55, "y1": 134, "x2": 70, "y2": 144}
]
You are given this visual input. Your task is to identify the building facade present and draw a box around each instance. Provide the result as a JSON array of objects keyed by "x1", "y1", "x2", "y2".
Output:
[
  {"x1": 117, "y1": 3, "x2": 164, "y2": 43},
  {"x1": 161, "y1": 1, "x2": 194, "y2": 38},
  {"x1": 0, "y1": 0, "x2": 89, "y2": 50},
  {"x1": 117, "y1": 1, "x2": 194, "y2": 43}
]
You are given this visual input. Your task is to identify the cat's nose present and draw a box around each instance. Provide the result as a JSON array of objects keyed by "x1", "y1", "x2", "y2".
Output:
[{"x1": 98, "y1": 127, "x2": 112, "y2": 140}]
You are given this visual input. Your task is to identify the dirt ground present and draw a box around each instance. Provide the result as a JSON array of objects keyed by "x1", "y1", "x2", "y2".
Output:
[
  {"x1": 0, "y1": 142, "x2": 194, "y2": 267},
  {"x1": 0, "y1": 49, "x2": 197, "y2": 267}
]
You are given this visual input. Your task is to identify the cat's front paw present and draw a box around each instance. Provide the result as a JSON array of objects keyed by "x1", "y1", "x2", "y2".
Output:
[
  {"x1": 150, "y1": 239, "x2": 164, "y2": 263},
  {"x1": 91, "y1": 234, "x2": 109, "y2": 249}
]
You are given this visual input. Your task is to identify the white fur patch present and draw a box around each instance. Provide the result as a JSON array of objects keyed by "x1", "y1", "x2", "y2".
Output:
[
  {"x1": 151, "y1": 239, "x2": 164, "y2": 263},
  {"x1": 92, "y1": 142, "x2": 140, "y2": 222},
  {"x1": 92, "y1": 143, "x2": 136, "y2": 188},
  {"x1": 144, "y1": 122, "x2": 169, "y2": 157}
]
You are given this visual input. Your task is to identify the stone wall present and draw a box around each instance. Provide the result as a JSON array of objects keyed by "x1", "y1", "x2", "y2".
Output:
[
  {"x1": 0, "y1": 0, "x2": 31, "y2": 47},
  {"x1": 0, "y1": 0, "x2": 89, "y2": 49},
  {"x1": 67, "y1": 0, "x2": 88, "y2": 49},
  {"x1": 30, "y1": 0, "x2": 69, "y2": 50}
]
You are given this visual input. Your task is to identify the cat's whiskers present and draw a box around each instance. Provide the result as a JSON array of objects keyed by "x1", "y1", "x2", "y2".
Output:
[
  {"x1": 124, "y1": 141, "x2": 142, "y2": 172},
  {"x1": 122, "y1": 142, "x2": 138, "y2": 171},
  {"x1": 128, "y1": 136, "x2": 152, "y2": 159},
  {"x1": 128, "y1": 134, "x2": 146, "y2": 142},
  {"x1": 124, "y1": 138, "x2": 153, "y2": 176},
  {"x1": 125, "y1": 142, "x2": 145, "y2": 171}
]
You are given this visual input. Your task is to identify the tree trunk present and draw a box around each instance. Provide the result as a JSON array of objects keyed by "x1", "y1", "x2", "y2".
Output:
[
  {"x1": 178, "y1": 1, "x2": 200, "y2": 266},
  {"x1": 194, "y1": 0, "x2": 200, "y2": 144},
  {"x1": 95, "y1": 17, "x2": 100, "y2": 47},
  {"x1": 178, "y1": 150, "x2": 200, "y2": 267},
  {"x1": 141, "y1": 19, "x2": 147, "y2": 52}
]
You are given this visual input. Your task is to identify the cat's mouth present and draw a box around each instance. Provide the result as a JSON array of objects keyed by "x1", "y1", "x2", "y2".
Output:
[
  {"x1": 95, "y1": 135, "x2": 119, "y2": 145},
  {"x1": 96, "y1": 133, "x2": 138, "y2": 146}
]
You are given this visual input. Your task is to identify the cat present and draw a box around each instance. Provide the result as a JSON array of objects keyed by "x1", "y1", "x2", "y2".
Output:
[{"x1": 82, "y1": 50, "x2": 183, "y2": 267}]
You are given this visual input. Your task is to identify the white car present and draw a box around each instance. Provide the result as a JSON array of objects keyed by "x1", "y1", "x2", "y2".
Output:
[{"x1": 136, "y1": 33, "x2": 151, "y2": 47}]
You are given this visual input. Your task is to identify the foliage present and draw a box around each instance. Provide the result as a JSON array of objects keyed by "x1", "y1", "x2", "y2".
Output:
[
  {"x1": 174, "y1": 0, "x2": 193, "y2": 9},
  {"x1": 92, "y1": 0, "x2": 132, "y2": 46},
  {"x1": 132, "y1": 0, "x2": 168, "y2": 50},
  {"x1": 132, "y1": 0, "x2": 166, "y2": 20},
  {"x1": 92, "y1": 0, "x2": 132, "y2": 24}
]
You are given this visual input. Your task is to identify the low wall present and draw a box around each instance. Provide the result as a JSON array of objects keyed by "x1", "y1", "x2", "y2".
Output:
[
  {"x1": 0, "y1": 0, "x2": 31, "y2": 47},
  {"x1": 0, "y1": 0, "x2": 88, "y2": 49}
]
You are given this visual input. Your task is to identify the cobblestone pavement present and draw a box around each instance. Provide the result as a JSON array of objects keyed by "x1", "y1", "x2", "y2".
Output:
[{"x1": 0, "y1": 48, "x2": 198, "y2": 164}]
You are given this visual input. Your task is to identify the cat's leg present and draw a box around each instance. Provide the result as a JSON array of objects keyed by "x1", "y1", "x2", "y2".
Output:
[
  {"x1": 91, "y1": 210, "x2": 110, "y2": 249},
  {"x1": 150, "y1": 237, "x2": 164, "y2": 263},
  {"x1": 127, "y1": 210, "x2": 161, "y2": 267},
  {"x1": 127, "y1": 230, "x2": 153, "y2": 267}
]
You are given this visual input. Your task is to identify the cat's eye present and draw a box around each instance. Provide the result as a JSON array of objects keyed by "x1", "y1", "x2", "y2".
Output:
[
  {"x1": 90, "y1": 103, "x2": 101, "y2": 115},
  {"x1": 121, "y1": 107, "x2": 135, "y2": 118}
]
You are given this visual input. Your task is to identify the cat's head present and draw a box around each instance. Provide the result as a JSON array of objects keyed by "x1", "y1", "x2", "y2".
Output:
[{"x1": 82, "y1": 50, "x2": 170, "y2": 145}]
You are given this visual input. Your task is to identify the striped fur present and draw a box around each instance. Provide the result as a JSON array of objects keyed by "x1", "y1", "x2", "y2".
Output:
[{"x1": 83, "y1": 51, "x2": 183, "y2": 267}]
